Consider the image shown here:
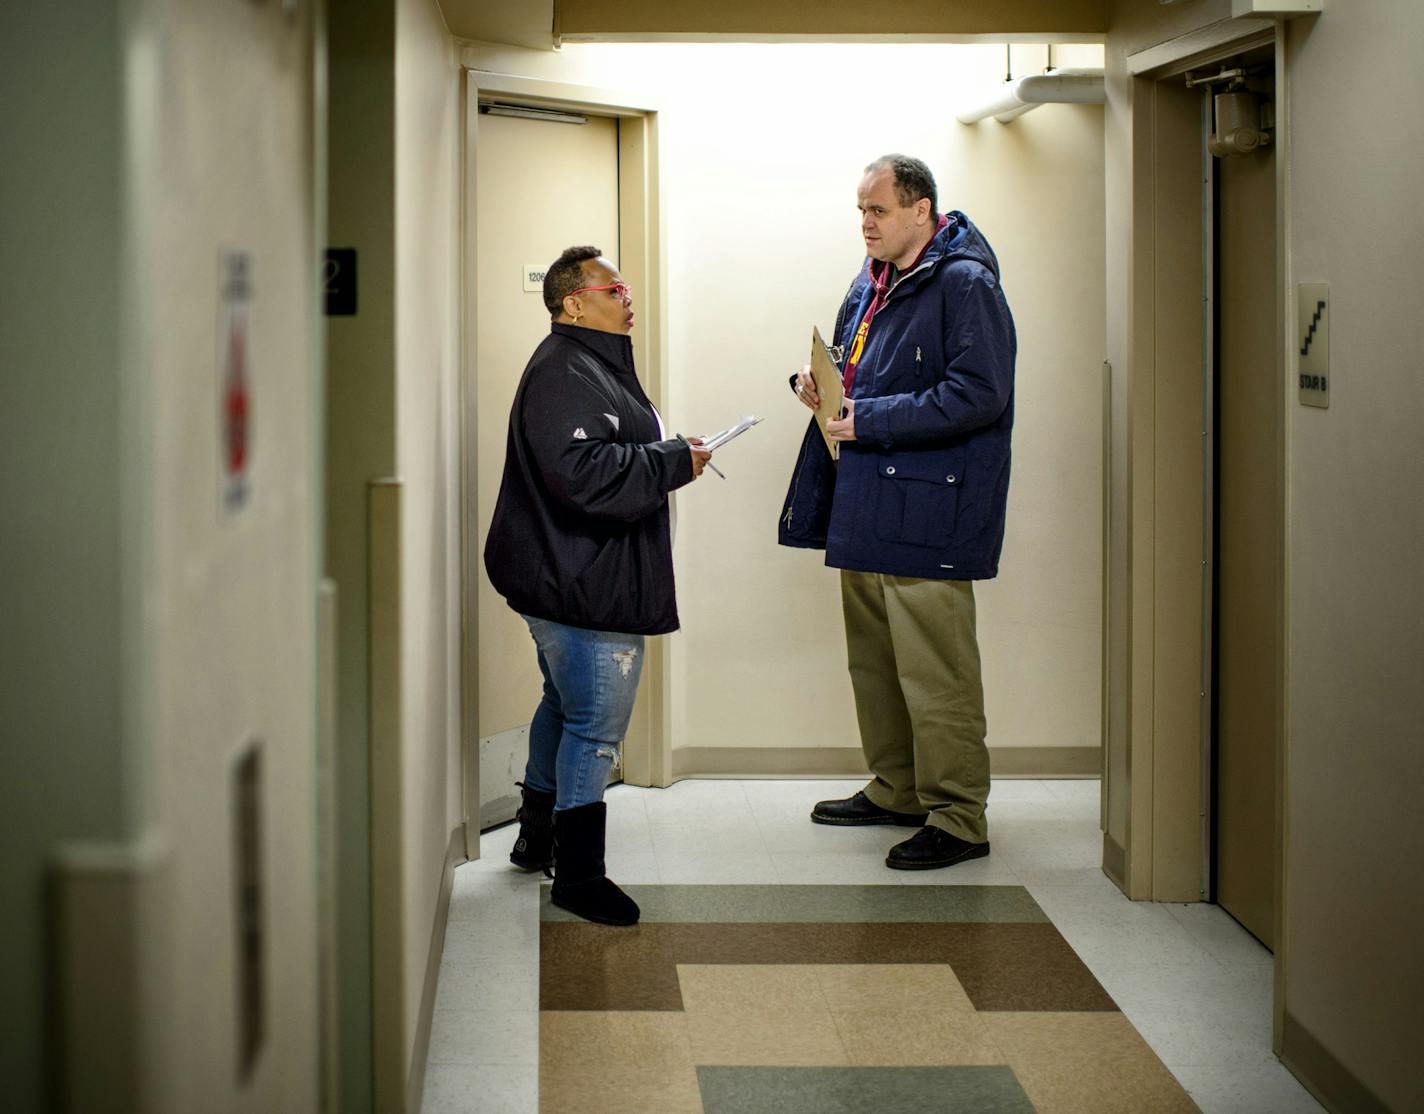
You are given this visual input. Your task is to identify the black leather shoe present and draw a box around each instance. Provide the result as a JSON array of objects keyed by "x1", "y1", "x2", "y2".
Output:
[
  {"x1": 885, "y1": 826, "x2": 990, "y2": 870},
  {"x1": 810, "y1": 790, "x2": 928, "y2": 827}
]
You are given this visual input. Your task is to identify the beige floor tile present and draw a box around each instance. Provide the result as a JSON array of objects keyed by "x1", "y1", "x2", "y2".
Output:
[
  {"x1": 539, "y1": 1011, "x2": 702, "y2": 1114},
  {"x1": 686, "y1": 1008, "x2": 850, "y2": 1067},
  {"x1": 811, "y1": 963, "x2": 975, "y2": 1012},
  {"x1": 812, "y1": 964, "x2": 1005, "y2": 1067},
  {"x1": 677, "y1": 964, "x2": 848, "y2": 1066},
  {"x1": 831, "y1": 1007, "x2": 1006, "y2": 1067},
  {"x1": 678, "y1": 963, "x2": 829, "y2": 1015},
  {"x1": 983, "y1": 1011, "x2": 1200, "y2": 1114}
]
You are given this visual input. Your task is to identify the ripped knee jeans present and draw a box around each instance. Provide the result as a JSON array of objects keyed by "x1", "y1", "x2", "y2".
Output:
[{"x1": 520, "y1": 615, "x2": 645, "y2": 811}]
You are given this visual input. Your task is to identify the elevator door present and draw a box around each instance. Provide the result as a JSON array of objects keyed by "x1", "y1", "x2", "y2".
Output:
[
  {"x1": 474, "y1": 108, "x2": 620, "y2": 826},
  {"x1": 1213, "y1": 96, "x2": 1280, "y2": 948}
]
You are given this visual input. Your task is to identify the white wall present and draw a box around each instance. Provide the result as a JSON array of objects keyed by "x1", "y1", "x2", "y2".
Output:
[
  {"x1": 1102, "y1": 0, "x2": 1424, "y2": 1106},
  {"x1": 1284, "y1": 7, "x2": 1424, "y2": 1109},
  {"x1": 1, "y1": 1, "x2": 323, "y2": 1110},
  {"x1": 134, "y1": 7, "x2": 322, "y2": 1106},
  {"x1": 460, "y1": 40, "x2": 1106, "y2": 771},
  {"x1": 395, "y1": 0, "x2": 464, "y2": 1084},
  {"x1": 326, "y1": 1, "x2": 466, "y2": 1106}
]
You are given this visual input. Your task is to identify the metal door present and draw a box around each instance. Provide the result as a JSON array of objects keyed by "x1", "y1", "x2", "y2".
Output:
[
  {"x1": 473, "y1": 107, "x2": 621, "y2": 827},
  {"x1": 1213, "y1": 73, "x2": 1281, "y2": 948}
]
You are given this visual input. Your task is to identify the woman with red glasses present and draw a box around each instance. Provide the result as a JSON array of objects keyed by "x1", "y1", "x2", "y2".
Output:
[{"x1": 484, "y1": 245, "x2": 712, "y2": 926}]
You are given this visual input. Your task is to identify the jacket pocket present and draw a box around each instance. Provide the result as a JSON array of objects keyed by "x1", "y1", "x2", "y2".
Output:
[{"x1": 872, "y1": 457, "x2": 962, "y2": 548}]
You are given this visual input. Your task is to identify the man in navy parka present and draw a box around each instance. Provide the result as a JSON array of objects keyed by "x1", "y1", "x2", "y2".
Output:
[{"x1": 780, "y1": 154, "x2": 1016, "y2": 870}]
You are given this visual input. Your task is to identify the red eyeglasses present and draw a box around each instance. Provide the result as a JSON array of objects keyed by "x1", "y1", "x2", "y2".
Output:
[{"x1": 569, "y1": 281, "x2": 632, "y2": 304}]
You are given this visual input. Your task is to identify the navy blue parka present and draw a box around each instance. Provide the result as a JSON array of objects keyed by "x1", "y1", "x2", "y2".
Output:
[{"x1": 778, "y1": 212, "x2": 1016, "y2": 580}]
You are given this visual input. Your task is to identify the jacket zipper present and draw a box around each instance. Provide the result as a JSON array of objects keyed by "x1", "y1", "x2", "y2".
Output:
[{"x1": 782, "y1": 426, "x2": 821, "y2": 530}]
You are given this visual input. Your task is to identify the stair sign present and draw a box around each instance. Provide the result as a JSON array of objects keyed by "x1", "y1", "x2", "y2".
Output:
[{"x1": 1297, "y1": 283, "x2": 1329, "y2": 409}]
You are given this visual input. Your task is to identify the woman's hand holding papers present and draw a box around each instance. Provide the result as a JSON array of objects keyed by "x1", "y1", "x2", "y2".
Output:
[{"x1": 685, "y1": 436, "x2": 714, "y2": 479}]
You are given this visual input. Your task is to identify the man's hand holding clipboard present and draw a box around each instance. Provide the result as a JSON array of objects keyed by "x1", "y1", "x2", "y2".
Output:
[{"x1": 793, "y1": 326, "x2": 847, "y2": 460}]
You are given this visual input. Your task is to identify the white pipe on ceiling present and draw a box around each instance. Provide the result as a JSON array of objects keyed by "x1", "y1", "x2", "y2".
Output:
[{"x1": 955, "y1": 68, "x2": 1106, "y2": 125}]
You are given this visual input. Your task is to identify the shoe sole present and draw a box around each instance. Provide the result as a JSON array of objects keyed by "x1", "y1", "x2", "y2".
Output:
[
  {"x1": 509, "y1": 856, "x2": 552, "y2": 872},
  {"x1": 885, "y1": 840, "x2": 991, "y2": 871},
  {"x1": 810, "y1": 811, "x2": 929, "y2": 828},
  {"x1": 549, "y1": 894, "x2": 639, "y2": 927}
]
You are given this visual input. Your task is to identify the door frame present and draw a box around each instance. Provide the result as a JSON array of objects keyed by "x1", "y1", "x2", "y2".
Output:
[
  {"x1": 1110, "y1": 14, "x2": 1291, "y2": 1046},
  {"x1": 459, "y1": 70, "x2": 669, "y2": 858}
]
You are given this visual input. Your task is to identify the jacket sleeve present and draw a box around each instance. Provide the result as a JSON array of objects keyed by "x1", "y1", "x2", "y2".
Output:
[
  {"x1": 522, "y1": 367, "x2": 694, "y2": 523},
  {"x1": 852, "y1": 266, "x2": 1014, "y2": 449}
]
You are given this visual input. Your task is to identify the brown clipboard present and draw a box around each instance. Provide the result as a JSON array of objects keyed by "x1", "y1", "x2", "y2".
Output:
[{"x1": 809, "y1": 326, "x2": 844, "y2": 461}]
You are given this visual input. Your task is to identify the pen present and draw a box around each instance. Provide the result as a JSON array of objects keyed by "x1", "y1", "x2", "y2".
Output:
[
  {"x1": 695, "y1": 433, "x2": 725, "y2": 478},
  {"x1": 678, "y1": 433, "x2": 725, "y2": 479}
]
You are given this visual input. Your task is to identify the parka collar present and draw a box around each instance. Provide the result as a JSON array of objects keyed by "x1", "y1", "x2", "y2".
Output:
[
  {"x1": 551, "y1": 321, "x2": 636, "y2": 375},
  {"x1": 862, "y1": 210, "x2": 1003, "y2": 305}
]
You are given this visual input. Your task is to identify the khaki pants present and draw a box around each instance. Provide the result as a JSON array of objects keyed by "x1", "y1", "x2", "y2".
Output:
[{"x1": 840, "y1": 570, "x2": 989, "y2": 843}]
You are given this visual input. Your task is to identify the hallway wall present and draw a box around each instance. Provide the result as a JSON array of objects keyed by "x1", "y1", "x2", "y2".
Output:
[
  {"x1": 1282, "y1": 7, "x2": 1424, "y2": 1110},
  {"x1": 394, "y1": 0, "x2": 464, "y2": 1100},
  {"x1": 1, "y1": 6, "x2": 129, "y2": 1109},
  {"x1": 1, "y1": 1, "x2": 323, "y2": 1111},
  {"x1": 460, "y1": 40, "x2": 1107, "y2": 777},
  {"x1": 326, "y1": 0, "x2": 465, "y2": 1109},
  {"x1": 1103, "y1": 1, "x2": 1424, "y2": 1109}
]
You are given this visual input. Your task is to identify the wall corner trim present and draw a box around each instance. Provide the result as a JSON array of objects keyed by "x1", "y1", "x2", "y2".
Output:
[
  {"x1": 1102, "y1": 830, "x2": 1128, "y2": 893},
  {"x1": 406, "y1": 825, "x2": 467, "y2": 1114},
  {"x1": 368, "y1": 477, "x2": 406, "y2": 1113},
  {"x1": 49, "y1": 827, "x2": 173, "y2": 1114}
]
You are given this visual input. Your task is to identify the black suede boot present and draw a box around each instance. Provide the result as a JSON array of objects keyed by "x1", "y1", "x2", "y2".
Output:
[
  {"x1": 550, "y1": 801, "x2": 640, "y2": 926},
  {"x1": 509, "y1": 782, "x2": 556, "y2": 872}
]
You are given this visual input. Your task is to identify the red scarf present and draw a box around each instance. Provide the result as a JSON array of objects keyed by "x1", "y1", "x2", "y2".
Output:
[{"x1": 841, "y1": 215, "x2": 949, "y2": 394}]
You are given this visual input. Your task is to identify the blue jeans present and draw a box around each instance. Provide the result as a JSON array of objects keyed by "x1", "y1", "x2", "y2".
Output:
[{"x1": 520, "y1": 615, "x2": 645, "y2": 811}]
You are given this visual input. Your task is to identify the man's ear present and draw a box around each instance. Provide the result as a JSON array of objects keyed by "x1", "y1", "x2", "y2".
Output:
[{"x1": 562, "y1": 293, "x2": 581, "y2": 319}]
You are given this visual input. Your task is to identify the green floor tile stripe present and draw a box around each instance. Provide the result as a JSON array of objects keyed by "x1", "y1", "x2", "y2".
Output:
[
  {"x1": 696, "y1": 1065, "x2": 1037, "y2": 1114},
  {"x1": 539, "y1": 883, "x2": 1049, "y2": 924}
]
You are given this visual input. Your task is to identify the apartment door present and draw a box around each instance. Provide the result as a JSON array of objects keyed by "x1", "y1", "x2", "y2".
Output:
[
  {"x1": 473, "y1": 105, "x2": 622, "y2": 827},
  {"x1": 1212, "y1": 65, "x2": 1281, "y2": 948}
]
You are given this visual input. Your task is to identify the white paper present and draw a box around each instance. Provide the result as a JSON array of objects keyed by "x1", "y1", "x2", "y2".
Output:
[{"x1": 701, "y1": 414, "x2": 763, "y2": 451}]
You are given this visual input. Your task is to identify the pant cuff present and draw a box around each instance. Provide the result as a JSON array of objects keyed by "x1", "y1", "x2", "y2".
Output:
[{"x1": 925, "y1": 809, "x2": 988, "y2": 843}]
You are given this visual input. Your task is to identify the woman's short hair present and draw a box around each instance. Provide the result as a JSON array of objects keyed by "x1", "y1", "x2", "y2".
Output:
[
  {"x1": 865, "y1": 154, "x2": 939, "y2": 221},
  {"x1": 543, "y1": 245, "x2": 603, "y2": 318}
]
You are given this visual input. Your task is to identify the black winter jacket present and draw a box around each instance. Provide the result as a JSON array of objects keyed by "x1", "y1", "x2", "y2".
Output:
[{"x1": 483, "y1": 323, "x2": 695, "y2": 635}]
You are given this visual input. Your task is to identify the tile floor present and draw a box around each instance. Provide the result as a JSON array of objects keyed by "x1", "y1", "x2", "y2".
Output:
[
  {"x1": 538, "y1": 884, "x2": 1195, "y2": 1113},
  {"x1": 422, "y1": 779, "x2": 1327, "y2": 1114}
]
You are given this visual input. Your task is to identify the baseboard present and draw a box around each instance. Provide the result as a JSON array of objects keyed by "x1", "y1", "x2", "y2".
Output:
[
  {"x1": 406, "y1": 825, "x2": 467, "y2": 1114},
  {"x1": 991, "y1": 747, "x2": 1101, "y2": 777},
  {"x1": 1280, "y1": 1009, "x2": 1393, "y2": 1114},
  {"x1": 670, "y1": 746, "x2": 1101, "y2": 780}
]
